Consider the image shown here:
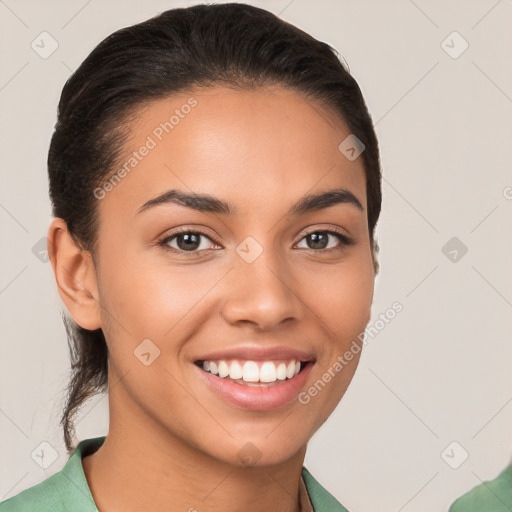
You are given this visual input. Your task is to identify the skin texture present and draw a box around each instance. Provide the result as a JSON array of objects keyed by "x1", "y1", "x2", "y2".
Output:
[{"x1": 48, "y1": 85, "x2": 376, "y2": 512}]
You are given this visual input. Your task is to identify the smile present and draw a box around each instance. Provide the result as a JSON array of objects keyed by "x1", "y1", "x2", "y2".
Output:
[
  {"x1": 193, "y1": 358, "x2": 315, "y2": 409},
  {"x1": 197, "y1": 358, "x2": 306, "y2": 385}
]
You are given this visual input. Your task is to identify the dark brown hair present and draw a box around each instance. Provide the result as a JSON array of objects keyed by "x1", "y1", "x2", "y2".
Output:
[{"x1": 48, "y1": 2, "x2": 382, "y2": 453}]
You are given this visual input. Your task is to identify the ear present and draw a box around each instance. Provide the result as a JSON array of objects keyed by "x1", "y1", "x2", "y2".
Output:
[
  {"x1": 367, "y1": 237, "x2": 379, "y2": 324},
  {"x1": 371, "y1": 237, "x2": 380, "y2": 276},
  {"x1": 47, "y1": 218, "x2": 101, "y2": 330}
]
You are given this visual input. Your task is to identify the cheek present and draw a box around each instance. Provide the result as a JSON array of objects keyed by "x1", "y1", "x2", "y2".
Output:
[
  {"x1": 97, "y1": 243, "x2": 216, "y2": 337},
  {"x1": 99, "y1": 240, "x2": 374, "y2": 350},
  {"x1": 299, "y1": 251, "x2": 374, "y2": 343}
]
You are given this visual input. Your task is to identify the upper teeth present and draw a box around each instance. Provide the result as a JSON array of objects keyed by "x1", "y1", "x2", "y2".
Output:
[{"x1": 202, "y1": 359, "x2": 301, "y2": 383}]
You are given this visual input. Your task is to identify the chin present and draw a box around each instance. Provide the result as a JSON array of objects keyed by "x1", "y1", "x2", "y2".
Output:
[{"x1": 216, "y1": 436, "x2": 307, "y2": 468}]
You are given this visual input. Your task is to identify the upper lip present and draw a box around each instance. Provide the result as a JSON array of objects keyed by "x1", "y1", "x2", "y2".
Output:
[{"x1": 194, "y1": 345, "x2": 316, "y2": 363}]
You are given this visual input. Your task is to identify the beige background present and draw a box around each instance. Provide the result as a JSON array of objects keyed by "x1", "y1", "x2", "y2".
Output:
[{"x1": 1, "y1": 0, "x2": 511, "y2": 510}]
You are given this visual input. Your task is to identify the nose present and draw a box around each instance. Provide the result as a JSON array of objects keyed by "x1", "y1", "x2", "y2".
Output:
[{"x1": 220, "y1": 247, "x2": 303, "y2": 331}]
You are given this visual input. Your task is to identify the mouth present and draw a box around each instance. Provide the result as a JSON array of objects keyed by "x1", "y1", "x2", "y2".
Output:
[
  {"x1": 194, "y1": 358, "x2": 314, "y2": 386},
  {"x1": 192, "y1": 358, "x2": 316, "y2": 410}
]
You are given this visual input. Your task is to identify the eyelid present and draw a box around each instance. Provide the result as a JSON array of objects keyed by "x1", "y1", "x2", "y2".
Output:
[
  {"x1": 157, "y1": 227, "x2": 221, "y2": 252},
  {"x1": 157, "y1": 225, "x2": 355, "y2": 255},
  {"x1": 297, "y1": 224, "x2": 353, "y2": 242},
  {"x1": 295, "y1": 227, "x2": 355, "y2": 252}
]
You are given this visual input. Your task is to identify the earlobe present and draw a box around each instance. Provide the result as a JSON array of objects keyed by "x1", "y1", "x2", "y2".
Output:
[{"x1": 47, "y1": 218, "x2": 101, "y2": 330}]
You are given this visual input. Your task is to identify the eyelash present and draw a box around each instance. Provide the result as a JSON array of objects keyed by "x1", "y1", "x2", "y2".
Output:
[{"x1": 157, "y1": 227, "x2": 354, "y2": 256}]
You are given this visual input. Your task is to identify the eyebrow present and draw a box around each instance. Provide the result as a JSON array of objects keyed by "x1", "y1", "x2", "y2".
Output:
[{"x1": 136, "y1": 187, "x2": 363, "y2": 216}]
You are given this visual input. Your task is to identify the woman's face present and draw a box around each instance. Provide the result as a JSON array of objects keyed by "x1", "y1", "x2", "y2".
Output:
[{"x1": 92, "y1": 85, "x2": 375, "y2": 466}]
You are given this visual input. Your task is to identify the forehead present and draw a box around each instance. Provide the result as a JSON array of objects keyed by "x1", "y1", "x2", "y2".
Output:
[{"x1": 99, "y1": 85, "x2": 367, "y2": 219}]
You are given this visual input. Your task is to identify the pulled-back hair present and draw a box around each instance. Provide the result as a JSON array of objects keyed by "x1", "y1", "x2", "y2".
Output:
[{"x1": 48, "y1": 2, "x2": 382, "y2": 453}]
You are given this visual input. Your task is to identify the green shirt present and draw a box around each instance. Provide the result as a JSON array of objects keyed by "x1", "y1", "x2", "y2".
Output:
[
  {"x1": 448, "y1": 463, "x2": 512, "y2": 512},
  {"x1": 0, "y1": 436, "x2": 349, "y2": 511}
]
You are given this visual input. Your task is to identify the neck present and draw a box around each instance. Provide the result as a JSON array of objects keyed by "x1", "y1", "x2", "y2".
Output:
[{"x1": 82, "y1": 385, "x2": 307, "y2": 512}]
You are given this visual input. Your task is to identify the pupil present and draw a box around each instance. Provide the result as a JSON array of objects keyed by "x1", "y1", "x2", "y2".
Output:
[
  {"x1": 308, "y1": 232, "x2": 328, "y2": 249},
  {"x1": 178, "y1": 233, "x2": 200, "y2": 251}
]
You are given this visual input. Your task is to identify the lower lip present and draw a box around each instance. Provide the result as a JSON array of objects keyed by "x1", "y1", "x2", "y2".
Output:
[{"x1": 193, "y1": 362, "x2": 314, "y2": 410}]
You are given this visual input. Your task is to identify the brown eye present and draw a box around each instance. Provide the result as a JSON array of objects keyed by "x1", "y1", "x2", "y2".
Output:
[
  {"x1": 296, "y1": 230, "x2": 354, "y2": 252},
  {"x1": 175, "y1": 232, "x2": 201, "y2": 251},
  {"x1": 304, "y1": 232, "x2": 329, "y2": 250},
  {"x1": 159, "y1": 230, "x2": 219, "y2": 253}
]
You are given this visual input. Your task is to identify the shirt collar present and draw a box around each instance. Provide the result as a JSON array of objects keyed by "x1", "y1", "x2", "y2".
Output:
[{"x1": 299, "y1": 471, "x2": 315, "y2": 512}]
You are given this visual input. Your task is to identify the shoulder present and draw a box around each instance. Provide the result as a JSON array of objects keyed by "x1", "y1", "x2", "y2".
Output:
[
  {"x1": 0, "y1": 471, "x2": 69, "y2": 512},
  {"x1": 302, "y1": 466, "x2": 350, "y2": 512},
  {"x1": 0, "y1": 437, "x2": 105, "y2": 512},
  {"x1": 448, "y1": 463, "x2": 512, "y2": 512}
]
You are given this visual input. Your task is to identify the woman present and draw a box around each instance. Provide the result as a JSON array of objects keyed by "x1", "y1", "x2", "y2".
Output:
[{"x1": 0, "y1": 3, "x2": 382, "y2": 511}]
